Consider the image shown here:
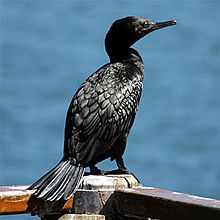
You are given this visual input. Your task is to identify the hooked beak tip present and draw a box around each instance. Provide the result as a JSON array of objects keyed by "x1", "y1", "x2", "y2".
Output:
[{"x1": 172, "y1": 20, "x2": 177, "y2": 25}]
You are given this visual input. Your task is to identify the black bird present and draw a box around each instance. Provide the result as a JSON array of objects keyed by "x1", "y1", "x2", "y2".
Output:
[{"x1": 28, "y1": 16, "x2": 176, "y2": 201}]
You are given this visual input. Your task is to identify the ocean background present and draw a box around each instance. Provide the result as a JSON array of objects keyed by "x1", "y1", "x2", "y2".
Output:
[{"x1": 1, "y1": 1, "x2": 220, "y2": 219}]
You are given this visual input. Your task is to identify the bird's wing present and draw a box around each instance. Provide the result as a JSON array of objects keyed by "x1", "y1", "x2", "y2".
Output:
[{"x1": 64, "y1": 63, "x2": 143, "y2": 166}]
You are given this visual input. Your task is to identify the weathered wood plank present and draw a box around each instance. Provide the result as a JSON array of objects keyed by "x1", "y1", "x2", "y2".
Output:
[
  {"x1": 0, "y1": 185, "x2": 74, "y2": 215},
  {"x1": 114, "y1": 187, "x2": 220, "y2": 220},
  {"x1": 58, "y1": 214, "x2": 105, "y2": 220}
]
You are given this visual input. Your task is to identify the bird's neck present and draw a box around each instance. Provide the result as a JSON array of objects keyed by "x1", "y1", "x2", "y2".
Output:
[{"x1": 107, "y1": 47, "x2": 144, "y2": 73}]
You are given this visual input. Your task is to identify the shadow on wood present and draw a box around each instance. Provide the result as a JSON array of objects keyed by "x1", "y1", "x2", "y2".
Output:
[{"x1": 27, "y1": 195, "x2": 73, "y2": 217}]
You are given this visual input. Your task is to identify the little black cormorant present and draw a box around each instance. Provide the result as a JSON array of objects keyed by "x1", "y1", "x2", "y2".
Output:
[{"x1": 28, "y1": 16, "x2": 177, "y2": 201}]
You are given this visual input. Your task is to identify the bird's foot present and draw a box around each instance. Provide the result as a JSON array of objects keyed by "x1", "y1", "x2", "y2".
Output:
[
  {"x1": 103, "y1": 168, "x2": 140, "y2": 183},
  {"x1": 103, "y1": 168, "x2": 124, "y2": 175},
  {"x1": 88, "y1": 166, "x2": 108, "y2": 175},
  {"x1": 86, "y1": 166, "x2": 140, "y2": 183}
]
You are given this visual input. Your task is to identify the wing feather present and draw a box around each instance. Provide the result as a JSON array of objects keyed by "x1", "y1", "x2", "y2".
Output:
[{"x1": 64, "y1": 62, "x2": 143, "y2": 166}]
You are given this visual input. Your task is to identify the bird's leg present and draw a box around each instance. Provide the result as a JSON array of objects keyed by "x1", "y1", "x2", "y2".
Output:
[
  {"x1": 116, "y1": 156, "x2": 140, "y2": 183},
  {"x1": 116, "y1": 156, "x2": 129, "y2": 173}
]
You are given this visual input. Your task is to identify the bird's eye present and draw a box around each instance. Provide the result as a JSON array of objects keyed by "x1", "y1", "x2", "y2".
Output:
[{"x1": 143, "y1": 22, "x2": 148, "y2": 28}]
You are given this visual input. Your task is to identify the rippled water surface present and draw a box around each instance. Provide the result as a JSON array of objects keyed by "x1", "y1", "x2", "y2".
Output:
[{"x1": 1, "y1": 1, "x2": 220, "y2": 219}]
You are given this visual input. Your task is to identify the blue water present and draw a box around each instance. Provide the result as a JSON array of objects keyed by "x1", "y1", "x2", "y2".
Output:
[{"x1": 1, "y1": 1, "x2": 220, "y2": 219}]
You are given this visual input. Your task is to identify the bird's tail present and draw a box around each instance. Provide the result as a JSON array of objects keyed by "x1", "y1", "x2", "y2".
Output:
[{"x1": 27, "y1": 159, "x2": 85, "y2": 201}]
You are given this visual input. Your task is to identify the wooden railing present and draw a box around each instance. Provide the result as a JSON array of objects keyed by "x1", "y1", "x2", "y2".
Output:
[
  {"x1": 1, "y1": 175, "x2": 220, "y2": 219},
  {"x1": 114, "y1": 187, "x2": 220, "y2": 219}
]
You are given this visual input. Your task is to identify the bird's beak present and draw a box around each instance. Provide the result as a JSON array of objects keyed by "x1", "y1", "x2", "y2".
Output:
[{"x1": 150, "y1": 20, "x2": 177, "y2": 32}]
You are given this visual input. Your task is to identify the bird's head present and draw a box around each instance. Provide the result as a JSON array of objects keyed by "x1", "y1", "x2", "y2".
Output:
[{"x1": 105, "y1": 16, "x2": 177, "y2": 61}]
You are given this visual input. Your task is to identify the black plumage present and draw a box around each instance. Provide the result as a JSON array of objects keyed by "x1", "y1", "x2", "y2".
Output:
[{"x1": 28, "y1": 16, "x2": 176, "y2": 201}]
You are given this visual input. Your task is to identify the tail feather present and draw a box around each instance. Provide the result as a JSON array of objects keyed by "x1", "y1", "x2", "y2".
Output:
[
  {"x1": 45, "y1": 163, "x2": 76, "y2": 201},
  {"x1": 64, "y1": 164, "x2": 85, "y2": 200},
  {"x1": 48, "y1": 166, "x2": 75, "y2": 201},
  {"x1": 28, "y1": 160, "x2": 68, "y2": 190},
  {"x1": 35, "y1": 161, "x2": 71, "y2": 199},
  {"x1": 28, "y1": 159, "x2": 85, "y2": 201}
]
